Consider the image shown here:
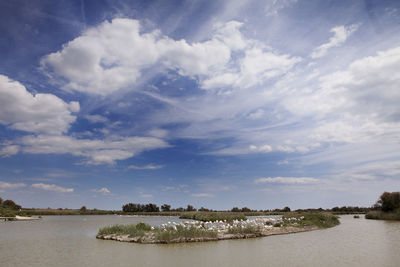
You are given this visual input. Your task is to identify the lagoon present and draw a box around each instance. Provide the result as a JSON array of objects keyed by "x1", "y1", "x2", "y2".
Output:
[{"x1": 1, "y1": 215, "x2": 399, "y2": 266}]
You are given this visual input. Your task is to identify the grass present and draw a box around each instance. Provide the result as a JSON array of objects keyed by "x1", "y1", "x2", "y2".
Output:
[
  {"x1": 155, "y1": 225, "x2": 218, "y2": 242},
  {"x1": 0, "y1": 207, "x2": 17, "y2": 217},
  {"x1": 227, "y1": 225, "x2": 263, "y2": 235},
  {"x1": 98, "y1": 222, "x2": 218, "y2": 242},
  {"x1": 98, "y1": 223, "x2": 152, "y2": 237},
  {"x1": 179, "y1": 212, "x2": 247, "y2": 222},
  {"x1": 283, "y1": 213, "x2": 340, "y2": 229},
  {"x1": 365, "y1": 209, "x2": 400, "y2": 220}
]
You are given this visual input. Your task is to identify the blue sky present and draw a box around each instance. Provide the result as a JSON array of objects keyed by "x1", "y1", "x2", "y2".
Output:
[{"x1": 1, "y1": 0, "x2": 400, "y2": 210}]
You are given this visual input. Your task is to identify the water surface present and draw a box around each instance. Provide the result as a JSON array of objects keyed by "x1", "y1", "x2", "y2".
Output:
[{"x1": 1, "y1": 215, "x2": 399, "y2": 266}]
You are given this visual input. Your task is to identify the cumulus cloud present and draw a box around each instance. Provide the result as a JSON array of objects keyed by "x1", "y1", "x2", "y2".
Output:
[
  {"x1": 128, "y1": 164, "x2": 164, "y2": 170},
  {"x1": 41, "y1": 18, "x2": 243, "y2": 95},
  {"x1": 311, "y1": 24, "x2": 360, "y2": 59},
  {"x1": 31, "y1": 183, "x2": 74, "y2": 193},
  {"x1": 0, "y1": 75, "x2": 79, "y2": 134},
  {"x1": 91, "y1": 187, "x2": 111, "y2": 194},
  {"x1": 18, "y1": 135, "x2": 170, "y2": 165},
  {"x1": 254, "y1": 177, "x2": 319, "y2": 184},
  {"x1": 41, "y1": 18, "x2": 301, "y2": 95},
  {"x1": 0, "y1": 181, "x2": 27, "y2": 190}
]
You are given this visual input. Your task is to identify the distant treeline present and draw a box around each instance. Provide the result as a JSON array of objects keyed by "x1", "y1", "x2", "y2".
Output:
[{"x1": 120, "y1": 203, "x2": 371, "y2": 214}]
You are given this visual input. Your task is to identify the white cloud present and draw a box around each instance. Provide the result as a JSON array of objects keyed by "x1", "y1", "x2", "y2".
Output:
[
  {"x1": 277, "y1": 160, "x2": 289, "y2": 165},
  {"x1": 41, "y1": 18, "x2": 301, "y2": 95},
  {"x1": 191, "y1": 193, "x2": 213, "y2": 197},
  {"x1": 18, "y1": 135, "x2": 170, "y2": 165},
  {"x1": 249, "y1": 144, "x2": 272, "y2": 153},
  {"x1": 311, "y1": 24, "x2": 360, "y2": 59},
  {"x1": 0, "y1": 181, "x2": 27, "y2": 190},
  {"x1": 31, "y1": 183, "x2": 74, "y2": 193},
  {"x1": 84, "y1": 114, "x2": 108, "y2": 123},
  {"x1": 0, "y1": 145, "x2": 19, "y2": 157},
  {"x1": 91, "y1": 187, "x2": 111, "y2": 194},
  {"x1": 0, "y1": 75, "x2": 79, "y2": 134},
  {"x1": 202, "y1": 47, "x2": 301, "y2": 89},
  {"x1": 128, "y1": 164, "x2": 164, "y2": 170},
  {"x1": 41, "y1": 18, "x2": 243, "y2": 95},
  {"x1": 254, "y1": 177, "x2": 319, "y2": 184}
]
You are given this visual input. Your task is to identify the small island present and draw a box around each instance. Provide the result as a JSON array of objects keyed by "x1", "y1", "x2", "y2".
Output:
[
  {"x1": 0, "y1": 197, "x2": 40, "y2": 221},
  {"x1": 96, "y1": 213, "x2": 339, "y2": 244}
]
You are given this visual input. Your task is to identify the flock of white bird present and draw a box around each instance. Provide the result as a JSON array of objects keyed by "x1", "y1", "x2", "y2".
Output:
[{"x1": 155, "y1": 216, "x2": 305, "y2": 232}]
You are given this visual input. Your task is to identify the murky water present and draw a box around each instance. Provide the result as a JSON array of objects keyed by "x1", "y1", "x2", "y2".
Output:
[{"x1": 1, "y1": 215, "x2": 399, "y2": 267}]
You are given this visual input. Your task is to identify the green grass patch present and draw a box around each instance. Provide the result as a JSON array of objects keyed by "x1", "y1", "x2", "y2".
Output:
[
  {"x1": 365, "y1": 209, "x2": 400, "y2": 220},
  {"x1": 98, "y1": 222, "x2": 152, "y2": 237},
  {"x1": 227, "y1": 225, "x2": 263, "y2": 235},
  {"x1": 0, "y1": 207, "x2": 17, "y2": 217},
  {"x1": 283, "y1": 213, "x2": 340, "y2": 229},
  {"x1": 179, "y1": 212, "x2": 247, "y2": 222}
]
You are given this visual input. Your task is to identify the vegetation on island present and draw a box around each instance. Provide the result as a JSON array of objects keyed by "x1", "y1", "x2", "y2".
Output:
[
  {"x1": 97, "y1": 212, "x2": 339, "y2": 243},
  {"x1": 366, "y1": 192, "x2": 400, "y2": 220}
]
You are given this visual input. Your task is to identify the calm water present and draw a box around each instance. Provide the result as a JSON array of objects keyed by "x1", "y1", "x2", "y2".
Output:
[{"x1": 1, "y1": 215, "x2": 399, "y2": 267}]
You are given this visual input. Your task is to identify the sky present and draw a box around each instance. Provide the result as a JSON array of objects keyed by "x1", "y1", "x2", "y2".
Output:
[{"x1": 0, "y1": 0, "x2": 400, "y2": 210}]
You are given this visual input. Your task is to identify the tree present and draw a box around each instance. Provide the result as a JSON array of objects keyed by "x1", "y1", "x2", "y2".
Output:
[
  {"x1": 80, "y1": 206, "x2": 87, "y2": 213},
  {"x1": 231, "y1": 207, "x2": 240, "y2": 212},
  {"x1": 376, "y1": 192, "x2": 400, "y2": 212},
  {"x1": 122, "y1": 203, "x2": 160, "y2": 212},
  {"x1": 241, "y1": 207, "x2": 251, "y2": 212},
  {"x1": 2, "y1": 199, "x2": 21, "y2": 210},
  {"x1": 199, "y1": 207, "x2": 210, "y2": 211},
  {"x1": 283, "y1": 206, "x2": 291, "y2": 212},
  {"x1": 186, "y1": 205, "x2": 196, "y2": 211},
  {"x1": 0, "y1": 197, "x2": 3, "y2": 206},
  {"x1": 161, "y1": 204, "x2": 171, "y2": 212}
]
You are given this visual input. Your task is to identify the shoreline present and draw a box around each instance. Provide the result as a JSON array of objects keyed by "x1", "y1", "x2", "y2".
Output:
[
  {"x1": 0, "y1": 215, "x2": 40, "y2": 221},
  {"x1": 96, "y1": 226, "x2": 318, "y2": 244}
]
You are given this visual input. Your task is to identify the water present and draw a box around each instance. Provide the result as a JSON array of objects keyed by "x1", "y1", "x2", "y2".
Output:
[{"x1": 1, "y1": 215, "x2": 399, "y2": 267}]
